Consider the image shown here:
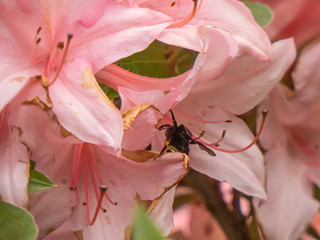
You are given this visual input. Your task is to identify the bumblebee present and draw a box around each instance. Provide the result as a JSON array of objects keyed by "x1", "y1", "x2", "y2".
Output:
[{"x1": 158, "y1": 110, "x2": 216, "y2": 157}]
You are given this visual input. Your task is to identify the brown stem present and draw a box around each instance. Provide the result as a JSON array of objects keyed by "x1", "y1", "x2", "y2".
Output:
[{"x1": 184, "y1": 169, "x2": 250, "y2": 240}]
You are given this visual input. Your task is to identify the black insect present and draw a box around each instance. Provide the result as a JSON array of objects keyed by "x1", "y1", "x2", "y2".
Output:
[{"x1": 158, "y1": 110, "x2": 216, "y2": 157}]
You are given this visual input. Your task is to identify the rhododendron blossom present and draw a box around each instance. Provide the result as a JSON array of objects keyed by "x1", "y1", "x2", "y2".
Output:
[
  {"x1": 0, "y1": 0, "x2": 175, "y2": 151},
  {"x1": 0, "y1": 82, "x2": 189, "y2": 239},
  {"x1": 96, "y1": 0, "x2": 273, "y2": 113},
  {"x1": 253, "y1": 40, "x2": 320, "y2": 240}
]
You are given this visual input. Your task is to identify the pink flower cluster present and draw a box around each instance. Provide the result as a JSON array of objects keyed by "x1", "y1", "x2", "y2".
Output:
[{"x1": 3, "y1": 0, "x2": 317, "y2": 239}]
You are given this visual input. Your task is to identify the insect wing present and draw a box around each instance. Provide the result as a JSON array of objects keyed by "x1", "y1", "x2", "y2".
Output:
[{"x1": 194, "y1": 140, "x2": 216, "y2": 157}]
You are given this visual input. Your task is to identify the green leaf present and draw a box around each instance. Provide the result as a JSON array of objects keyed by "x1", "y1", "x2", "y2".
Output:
[
  {"x1": 243, "y1": 1, "x2": 273, "y2": 27},
  {"x1": 116, "y1": 40, "x2": 174, "y2": 78},
  {"x1": 98, "y1": 83, "x2": 119, "y2": 100},
  {"x1": 28, "y1": 160, "x2": 58, "y2": 193},
  {"x1": 0, "y1": 201, "x2": 38, "y2": 240},
  {"x1": 132, "y1": 206, "x2": 165, "y2": 240}
]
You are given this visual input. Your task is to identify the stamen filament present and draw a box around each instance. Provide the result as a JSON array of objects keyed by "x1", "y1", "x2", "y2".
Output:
[
  {"x1": 89, "y1": 185, "x2": 108, "y2": 226},
  {"x1": 168, "y1": 0, "x2": 199, "y2": 28},
  {"x1": 48, "y1": 33, "x2": 73, "y2": 87},
  {"x1": 211, "y1": 129, "x2": 227, "y2": 147},
  {"x1": 88, "y1": 145, "x2": 118, "y2": 206},
  {"x1": 70, "y1": 144, "x2": 83, "y2": 201},
  {"x1": 204, "y1": 110, "x2": 268, "y2": 153},
  {"x1": 82, "y1": 149, "x2": 91, "y2": 225}
]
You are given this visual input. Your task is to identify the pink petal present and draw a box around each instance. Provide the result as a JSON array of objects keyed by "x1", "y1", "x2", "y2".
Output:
[
  {"x1": 157, "y1": 0, "x2": 272, "y2": 59},
  {"x1": 44, "y1": 222, "x2": 77, "y2": 240},
  {"x1": 0, "y1": 41, "x2": 39, "y2": 110},
  {"x1": 292, "y1": 41, "x2": 320, "y2": 99},
  {"x1": 122, "y1": 104, "x2": 163, "y2": 151},
  {"x1": 0, "y1": 122, "x2": 29, "y2": 207},
  {"x1": 173, "y1": 108, "x2": 266, "y2": 198},
  {"x1": 149, "y1": 187, "x2": 176, "y2": 236},
  {"x1": 253, "y1": 146, "x2": 318, "y2": 240},
  {"x1": 96, "y1": 64, "x2": 190, "y2": 92},
  {"x1": 70, "y1": 4, "x2": 173, "y2": 71},
  {"x1": 118, "y1": 87, "x2": 182, "y2": 113},
  {"x1": 10, "y1": 100, "x2": 78, "y2": 238},
  {"x1": 180, "y1": 38, "x2": 296, "y2": 115},
  {"x1": 49, "y1": 59, "x2": 123, "y2": 152},
  {"x1": 69, "y1": 148, "x2": 188, "y2": 239},
  {"x1": 191, "y1": 27, "x2": 239, "y2": 83}
]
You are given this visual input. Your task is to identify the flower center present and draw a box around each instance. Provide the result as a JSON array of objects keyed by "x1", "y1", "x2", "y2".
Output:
[
  {"x1": 69, "y1": 143, "x2": 117, "y2": 226},
  {"x1": 31, "y1": 27, "x2": 73, "y2": 87}
]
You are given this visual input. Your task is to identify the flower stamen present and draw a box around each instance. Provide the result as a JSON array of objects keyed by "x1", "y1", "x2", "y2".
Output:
[
  {"x1": 69, "y1": 144, "x2": 117, "y2": 226},
  {"x1": 89, "y1": 185, "x2": 108, "y2": 226},
  {"x1": 48, "y1": 33, "x2": 73, "y2": 87},
  {"x1": 203, "y1": 110, "x2": 268, "y2": 153}
]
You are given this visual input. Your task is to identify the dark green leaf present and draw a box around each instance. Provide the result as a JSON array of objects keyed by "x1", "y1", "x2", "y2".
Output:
[
  {"x1": 116, "y1": 41, "x2": 174, "y2": 78},
  {"x1": 243, "y1": 1, "x2": 273, "y2": 27},
  {"x1": 98, "y1": 83, "x2": 119, "y2": 100},
  {"x1": 132, "y1": 206, "x2": 165, "y2": 240},
  {"x1": 28, "y1": 161, "x2": 58, "y2": 193},
  {"x1": 0, "y1": 201, "x2": 38, "y2": 240}
]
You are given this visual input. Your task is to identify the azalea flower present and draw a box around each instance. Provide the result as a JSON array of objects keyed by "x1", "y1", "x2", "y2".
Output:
[
  {"x1": 96, "y1": 0, "x2": 273, "y2": 113},
  {"x1": 0, "y1": 0, "x2": 175, "y2": 152},
  {"x1": 253, "y1": 40, "x2": 320, "y2": 239},
  {"x1": 0, "y1": 80, "x2": 189, "y2": 239},
  {"x1": 255, "y1": 0, "x2": 320, "y2": 46}
]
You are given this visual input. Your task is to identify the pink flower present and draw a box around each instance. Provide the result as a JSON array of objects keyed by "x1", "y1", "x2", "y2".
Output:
[
  {"x1": 0, "y1": 0, "x2": 173, "y2": 151},
  {"x1": 1, "y1": 84, "x2": 189, "y2": 239},
  {"x1": 256, "y1": 0, "x2": 320, "y2": 46},
  {"x1": 96, "y1": 0, "x2": 274, "y2": 113},
  {"x1": 253, "y1": 40, "x2": 320, "y2": 240}
]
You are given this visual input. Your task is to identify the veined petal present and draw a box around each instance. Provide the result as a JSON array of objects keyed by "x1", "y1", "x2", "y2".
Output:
[
  {"x1": 181, "y1": 38, "x2": 296, "y2": 115},
  {"x1": 69, "y1": 148, "x2": 188, "y2": 240},
  {"x1": 122, "y1": 104, "x2": 163, "y2": 151},
  {"x1": 192, "y1": 27, "x2": 239, "y2": 83},
  {"x1": 118, "y1": 87, "x2": 182, "y2": 113},
  {"x1": 253, "y1": 146, "x2": 318, "y2": 240},
  {"x1": 49, "y1": 59, "x2": 123, "y2": 152},
  {"x1": 0, "y1": 123, "x2": 29, "y2": 207},
  {"x1": 157, "y1": 0, "x2": 272, "y2": 59},
  {"x1": 96, "y1": 64, "x2": 190, "y2": 92},
  {"x1": 70, "y1": 3, "x2": 173, "y2": 71},
  {"x1": 149, "y1": 187, "x2": 176, "y2": 236},
  {"x1": 173, "y1": 108, "x2": 266, "y2": 198}
]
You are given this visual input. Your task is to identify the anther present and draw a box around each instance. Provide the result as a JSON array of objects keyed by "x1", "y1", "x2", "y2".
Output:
[
  {"x1": 207, "y1": 110, "x2": 268, "y2": 153},
  {"x1": 36, "y1": 27, "x2": 42, "y2": 34},
  {"x1": 214, "y1": 129, "x2": 227, "y2": 147},
  {"x1": 70, "y1": 186, "x2": 77, "y2": 191},
  {"x1": 89, "y1": 185, "x2": 108, "y2": 226},
  {"x1": 48, "y1": 33, "x2": 73, "y2": 87},
  {"x1": 36, "y1": 38, "x2": 41, "y2": 45},
  {"x1": 168, "y1": 0, "x2": 201, "y2": 28},
  {"x1": 56, "y1": 42, "x2": 64, "y2": 50}
]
